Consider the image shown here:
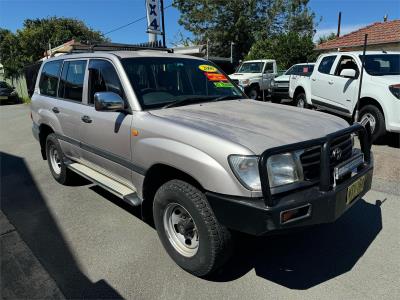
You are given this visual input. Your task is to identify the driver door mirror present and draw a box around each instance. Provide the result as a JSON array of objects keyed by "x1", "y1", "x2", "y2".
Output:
[
  {"x1": 340, "y1": 68, "x2": 357, "y2": 79},
  {"x1": 94, "y1": 92, "x2": 125, "y2": 112}
]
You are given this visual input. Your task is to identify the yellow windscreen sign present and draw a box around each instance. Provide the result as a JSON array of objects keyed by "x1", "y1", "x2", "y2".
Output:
[{"x1": 198, "y1": 64, "x2": 218, "y2": 72}]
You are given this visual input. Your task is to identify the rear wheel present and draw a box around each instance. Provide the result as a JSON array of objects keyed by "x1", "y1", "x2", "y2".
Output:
[
  {"x1": 46, "y1": 133, "x2": 76, "y2": 185},
  {"x1": 294, "y1": 92, "x2": 308, "y2": 108},
  {"x1": 153, "y1": 180, "x2": 232, "y2": 277},
  {"x1": 359, "y1": 105, "x2": 386, "y2": 142}
]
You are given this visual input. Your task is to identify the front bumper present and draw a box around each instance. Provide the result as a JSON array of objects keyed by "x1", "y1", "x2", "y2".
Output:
[
  {"x1": 207, "y1": 123, "x2": 373, "y2": 236},
  {"x1": 270, "y1": 86, "x2": 289, "y2": 99},
  {"x1": 207, "y1": 160, "x2": 373, "y2": 235}
]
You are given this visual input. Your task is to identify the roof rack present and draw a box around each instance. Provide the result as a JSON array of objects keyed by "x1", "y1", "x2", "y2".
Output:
[{"x1": 70, "y1": 42, "x2": 174, "y2": 54}]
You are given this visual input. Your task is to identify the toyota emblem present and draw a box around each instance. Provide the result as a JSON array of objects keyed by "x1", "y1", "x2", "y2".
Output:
[{"x1": 331, "y1": 147, "x2": 343, "y2": 160}]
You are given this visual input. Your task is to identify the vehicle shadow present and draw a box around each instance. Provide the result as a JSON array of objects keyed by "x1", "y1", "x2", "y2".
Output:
[
  {"x1": 90, "y1": 178, "x2": 383, "y2": 290},
  {"x1": 1, "y1": 152, "x2": 123, "y2": 299},
  {"x1": 209, "y1": 198, "x2": 383, "y2": 289}
]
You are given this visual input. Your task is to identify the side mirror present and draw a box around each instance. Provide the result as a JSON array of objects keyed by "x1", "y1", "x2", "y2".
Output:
[
  {"x1": 94, "y1": 92, "x2": 125, "y2": 112},
  {"x1": 340, "y1": 68, "x2": 357, "y2": 78}
]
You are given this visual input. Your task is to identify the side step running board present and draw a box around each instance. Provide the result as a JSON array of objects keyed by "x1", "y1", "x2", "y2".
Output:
[{"x1": 67, "y1": 162, "x2": 142, "y2": 206}]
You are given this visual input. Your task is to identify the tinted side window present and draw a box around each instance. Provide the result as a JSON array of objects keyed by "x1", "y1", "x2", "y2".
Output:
[
  {"x1": 39, "y1": 60, "x2": 62, "y2": 97},
  {"x1": 264, "y1": 62, "x2": 274, "y2": 73},
  {"x1": 318, "y1": 56, "x2": 336, "y2": 74},
  {"x1": 88, "y1": 59, "x2": 124, "y2": 104},
  {"x1": 58, "y1": 60, "x2": 87, "y2": 102}
]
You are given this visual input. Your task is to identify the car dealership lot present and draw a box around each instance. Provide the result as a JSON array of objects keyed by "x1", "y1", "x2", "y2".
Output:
[{"x1": 1, "y1": 104, "x2": 399, "y2": 299}]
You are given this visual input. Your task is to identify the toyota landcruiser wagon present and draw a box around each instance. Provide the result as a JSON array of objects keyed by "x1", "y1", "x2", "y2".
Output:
[{"x1": 31, "y1": 45, "x2": 374, "y2": 277}]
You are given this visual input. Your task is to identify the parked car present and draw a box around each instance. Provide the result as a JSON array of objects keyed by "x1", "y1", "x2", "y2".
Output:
[
  {"x1": 289, "y1": 51, "x2": 400, "y2": 141},
  {"x1": 0, "y1": 81, "x2": 19, "y2": 104},
  {"x1": 229, "y1": 59, "x2": 277, "y2": 99},
  {"x1": 31, "y1": 47, "x2": 373, "y2": 277},
  {"x1": 270, "y1": 63, "x2": 314, "y2": 103}
]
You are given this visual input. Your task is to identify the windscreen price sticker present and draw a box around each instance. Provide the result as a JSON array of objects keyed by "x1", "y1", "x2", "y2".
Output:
[
  {"x1": 205, "y1": 73, "x2": 228, "y2": 82},
  {"x1": 214, "y1": 82, "x2": 234, "y2": 88},
  {"x1": 198, "y1": 65, "x2": 218, "y2": 72}
]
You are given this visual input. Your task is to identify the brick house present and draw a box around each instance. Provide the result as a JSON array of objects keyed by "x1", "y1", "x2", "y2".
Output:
[{"x1": 317, "y1": 20, "x2": 400, "y2": 52}]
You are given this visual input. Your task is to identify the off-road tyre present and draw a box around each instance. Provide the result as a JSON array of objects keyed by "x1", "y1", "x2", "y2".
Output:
[
  {"x1": 153, "y1": 179, "x2": 232, "y2": 277},
  {"x1": 45, "y1": 133, "x2": 76, "y2": 185}
]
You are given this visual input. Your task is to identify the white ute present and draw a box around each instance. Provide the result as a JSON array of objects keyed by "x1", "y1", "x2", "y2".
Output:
[
  {"x1": 229, "y1": 59, "x2": 277, "y2": 99},
  {"x1": 289, "y1": 51, "x2": 400, "y2": 140}
]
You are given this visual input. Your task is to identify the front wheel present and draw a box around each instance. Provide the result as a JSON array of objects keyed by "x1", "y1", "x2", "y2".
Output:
[
  {"x1": 294, "y1": 92, "x2": 309, "y2": 108},
  {"x1": 247, "y1": 86, "x2": 259, "y2": 100},
  {"x1": 359, "y1": 105, "x2": 386, "y2": 142},
  {"x1": 153, "y1": 180, "x2": 232, "y2": 277}
]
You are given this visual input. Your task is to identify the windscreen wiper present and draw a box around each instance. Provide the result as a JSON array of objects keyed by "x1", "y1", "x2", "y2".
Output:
[
  {"x1": 210, "y1": 95, "x2": 245, "y2": 102},
  {"x1": 163, "y1": 96, "x2": 214, "y2": 109}
]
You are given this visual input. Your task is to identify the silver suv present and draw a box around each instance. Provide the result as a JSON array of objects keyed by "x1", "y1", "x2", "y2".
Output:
[{"x1": 31, "y1": 46, "x2": 374, "y2": 277}]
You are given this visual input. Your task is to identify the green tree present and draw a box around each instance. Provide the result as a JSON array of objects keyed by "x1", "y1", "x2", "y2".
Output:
[
  {"x1": 316, "y1": 32, "x2": 336, "y2": 45},
  {"x1": 173, "y1": 0, "x2": 316, "y2": 60},
  {"x1": 246, "y1": 32, "x2": 316, "y2": 69},
  {"x1": 0, "y1": 17, "x2": 107, "y2": 80}
]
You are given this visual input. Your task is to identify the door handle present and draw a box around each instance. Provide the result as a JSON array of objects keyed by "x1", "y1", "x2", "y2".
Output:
[
  {"x1": 311, "y1": 78, "x2": 316, "y2": 81},
  {"x1": 328, "y1": 81, "x2": 334, "y2": 85},
  {"x1": 81, "y1": 115, "x2": 92, "y2": 123},
  {"x1": 52, "y1": 107, "x2": 60, "y2": 114}
]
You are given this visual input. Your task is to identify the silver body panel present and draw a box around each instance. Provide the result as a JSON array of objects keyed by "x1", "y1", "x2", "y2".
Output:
[{"x1": 31, "y1": 51, "x2": 349, "y2": 199}]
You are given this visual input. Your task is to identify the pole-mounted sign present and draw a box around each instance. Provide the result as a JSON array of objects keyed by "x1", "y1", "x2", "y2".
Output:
[{"x1": 146, "y1": 0, "x2": 161, "y2": 34}]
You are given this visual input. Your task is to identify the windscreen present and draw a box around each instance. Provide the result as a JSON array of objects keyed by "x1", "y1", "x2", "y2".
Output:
[
  {"x1": 237, "y1": 62, "x2": 264, "y2": 73},
  {"x1": 360, "y1": 54, "x2": 400, "y2": 76},
  {"x1": 121, "y1": 57, "x2": 243, "y2": 110}
]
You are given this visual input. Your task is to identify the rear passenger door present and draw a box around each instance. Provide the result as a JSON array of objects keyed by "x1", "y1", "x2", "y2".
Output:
[
  {"x1": 79, "y1": 59, "x2": 133, "y2": 187},
  {"x1": 41, "y1": 59, "x2": 87, "y2": 160}
]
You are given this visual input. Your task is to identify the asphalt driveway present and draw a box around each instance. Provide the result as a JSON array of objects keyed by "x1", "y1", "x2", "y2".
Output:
[{"x1": 1, "y1": 104, "x2": 399, "y2": 299}]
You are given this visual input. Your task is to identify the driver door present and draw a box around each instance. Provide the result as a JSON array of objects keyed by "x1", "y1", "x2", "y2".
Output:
[
  {"x1": 79, "y1": 59, "x2": 134, "y2": 187},
  {"x1": 261, "y1": 62, "x2": 275, "y2": 90}
]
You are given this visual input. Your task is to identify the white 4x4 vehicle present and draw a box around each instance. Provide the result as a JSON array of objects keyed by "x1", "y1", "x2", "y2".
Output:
[
  {"x1": 229, "y1": 59, "x2": 277, "y2": 99},
  {"x1": 289, "y1": 51, "x2": 400, "y2": 140}
]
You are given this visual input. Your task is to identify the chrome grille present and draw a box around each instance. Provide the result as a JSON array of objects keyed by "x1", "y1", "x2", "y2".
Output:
[{"x1": 301, "y1": 134, "x2": 353, "y2": 181}]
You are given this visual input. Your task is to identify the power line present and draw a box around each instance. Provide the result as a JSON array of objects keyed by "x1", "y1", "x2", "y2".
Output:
[{"x1": 103, "y1": 3, "x2": 173, "y2": 36}]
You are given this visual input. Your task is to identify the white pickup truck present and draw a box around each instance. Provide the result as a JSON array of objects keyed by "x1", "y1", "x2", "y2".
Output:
[
  {"x1": 229, "y1": 59, "x2": 278, "y2": 99},
  {"x1": 289, "y1": 51, "x2": 400, "y2": 141}
]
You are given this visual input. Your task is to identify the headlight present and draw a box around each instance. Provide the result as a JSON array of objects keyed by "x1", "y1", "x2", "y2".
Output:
[
  {"x1": 240, "y1": 79, "x2": 250, "y2": 86},
  {"x1": 228, "y1": 155, "x2": 261, "y2": 190},
  {"x1": 270, "y1": 80, "x2": 275, "y2": 87},
  {"x1": 389, "y1": 84, "x2": 400, "y2": 99},
  {"x1": 266, "y1": 152, "x2": 303, "y2": 188}
]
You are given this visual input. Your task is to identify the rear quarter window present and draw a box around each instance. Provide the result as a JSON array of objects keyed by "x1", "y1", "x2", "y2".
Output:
[{"x1": 39, "y1": 60, "x2": 63, "y2": 97}]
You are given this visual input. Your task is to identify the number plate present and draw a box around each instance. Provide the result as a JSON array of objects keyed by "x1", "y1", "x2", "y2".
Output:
[
  {"x1": 0, "y1": 96, "x2": 8, "y2": 100},
  {"x1": 346, "y1": 175, "x2": 366, "y2": 205}
]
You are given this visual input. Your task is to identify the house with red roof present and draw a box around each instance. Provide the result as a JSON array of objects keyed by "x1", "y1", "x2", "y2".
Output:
[{"x1": 316, "y1": 19, "x2": 400, "y2": 52}]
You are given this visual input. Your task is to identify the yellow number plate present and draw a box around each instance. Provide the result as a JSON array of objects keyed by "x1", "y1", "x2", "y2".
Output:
[{"x1": 346, "y1": 175, "x2": 366, "y2": 205}]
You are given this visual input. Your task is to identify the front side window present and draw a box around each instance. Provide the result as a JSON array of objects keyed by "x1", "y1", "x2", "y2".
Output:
[
  {"x1": 58, "y1": 60, "x2": 87, "y2": 102},
  {"x1": 237, "y1": 62, "x2": 264, "y2": 73},
  {"x1": 318, "y1": 56, "x2": 336, "y2": 74},
  {"x1": 121, "y1": 57, "x2": 243, "y2": 110},
  {"x1": 335, "y1": 56, "x2": 359, "y2": 77},
  {"x1": 264, "y1": 62, "x2": 274, "y2": 73},
  {"x1": 39, "y1": 60, "x2": 62, "y2": 97},
  {"x1": 360, "y1": 54, "x2": 400, "y2": 76},
  {"x1": 88, "y1": 59, "x2": 124, "y2": 104}
]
